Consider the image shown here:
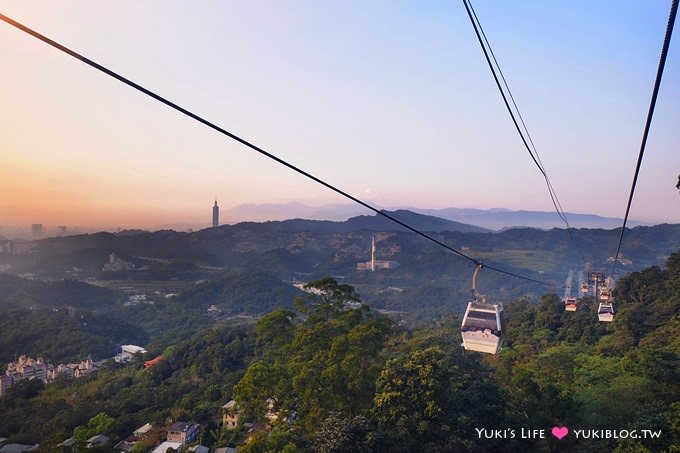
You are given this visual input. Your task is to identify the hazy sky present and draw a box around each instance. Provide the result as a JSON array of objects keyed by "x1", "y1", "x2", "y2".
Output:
[{"x1": 1, "y1": 1, "x2": 678, "y2": 230}]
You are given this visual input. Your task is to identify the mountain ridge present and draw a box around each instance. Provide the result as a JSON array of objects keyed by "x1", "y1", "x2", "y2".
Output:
[{"x1": 220, "y1": 202, "x2": 649, "y2": 230}]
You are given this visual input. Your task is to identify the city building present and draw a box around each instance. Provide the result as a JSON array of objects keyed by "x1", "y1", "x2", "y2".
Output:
[
  {"x1": 213, "y1": 200, "x2": 219, "y2": 227},
  {"x1": 1, "y1": 355, "x2": 100, "y2": 397},
  {"x1": 50, "y1": 363, "x2": 75, "y2": 380},
  {"x1": 30, "y1": 224, "x2": 43, "y2": 239},
  {"x1": 0, "y1": 240, "x2": 35, "y2": 255},
  {"x1": 0, "y1": 375, "x2": 12, "y2": 397},
  {"x1": 0, "y1": 355, "x2": 113, "y2": 398},
  {"x1": 6, "y1": 356, "x2": 48, "y2": 383},
  {"x1": 70, "y1": 358, "x2": 96, "y2": 378}
]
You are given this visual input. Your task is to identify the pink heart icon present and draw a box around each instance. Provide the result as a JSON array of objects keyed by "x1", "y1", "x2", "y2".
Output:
[{"x1": 552, "y1": 427, "x2": 569, "y2": 440}]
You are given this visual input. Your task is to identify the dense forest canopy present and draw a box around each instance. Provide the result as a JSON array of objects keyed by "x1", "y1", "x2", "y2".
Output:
[{"x1": 0, "y1": 250, "x2": 679, "y2": 452}]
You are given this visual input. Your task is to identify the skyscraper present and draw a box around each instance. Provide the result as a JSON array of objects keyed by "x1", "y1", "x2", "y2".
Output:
[
  {"x1": 31, "y1": 224, "x2": 43, "y2": 239},
  {"x1": 212, "y1": 200, "x2": 219, "y2": 227}
]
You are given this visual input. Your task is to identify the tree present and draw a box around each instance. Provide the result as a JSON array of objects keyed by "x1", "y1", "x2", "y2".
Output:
[
  {"x1": 295, "y1": 277, "x2": 363, "y2": 322},
  {"x1": 234, "y1": 361, "x2": 291, "y2": 421},
  {"x1": 373, "y1": 341, "x2": 503, "y2": 452},
  {"x1": 73, "y1": 412, "x2": 118, "y2": 441},
  {"x1": 234, "y1": 279, "x2": 393, "y2": 447},
  {"x1": 312, "y1": 412, "x2": 373, "y2": 453},
  {"x1": 255, "y1": 309, "x2": 296, "y2": 354}
]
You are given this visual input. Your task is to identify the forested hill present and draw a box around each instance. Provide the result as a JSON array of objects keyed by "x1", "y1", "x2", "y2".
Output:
[
  {"x1": 0, "y1": 273, "x2": 119, "y2": 310},
  {"x1": 1, "y1": 252, "x2": 679, "y2": 452},
  {"x1": 1, "y1": 213, "x2": 677, "y2": 286},
  {"x1": 1, "y1": 216, "x2": 678, "y2": 330}
]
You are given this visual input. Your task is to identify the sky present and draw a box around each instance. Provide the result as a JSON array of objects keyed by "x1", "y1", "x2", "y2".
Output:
[{"x1": 0, "y1": 1, "x2": 678, "y2": 232}]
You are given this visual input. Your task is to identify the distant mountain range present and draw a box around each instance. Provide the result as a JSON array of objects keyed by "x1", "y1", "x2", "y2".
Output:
[
  {"x1": 407, "y1": 207, "x2": 650, "y2": 230},
  {"x1": 0, "y1": 204, "x2": 653, "y2": 241},
  {"x1": 220, "y1": 202, "x2": 648, "y2": 230}
]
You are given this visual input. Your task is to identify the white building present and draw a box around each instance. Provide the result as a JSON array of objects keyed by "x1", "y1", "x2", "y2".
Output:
[{"x1": 115, "y1": 345, "x2": 148, "y2": 363}]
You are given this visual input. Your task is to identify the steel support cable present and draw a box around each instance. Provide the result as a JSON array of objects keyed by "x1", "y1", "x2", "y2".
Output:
[
  {"x1": 0, "y1": 12, "x2": 559, "y2": 288},
  {"x1": 469, "y1": 0, "x2": 571, "y2": 227},
  {"x1": 610, "y1": 0, "x2": 678, "y2": 279},
  {"x1": 465, "y1": 0, "x2": 569, "y2": 226},
  {"x1": 467, "y1": 1, "x2": 547, "y2": 175},
  {"x1": 464, "y1": 0, "x2": 567, "y2": 225},
  {"x1": 462, "y1": 0, "x2": 545, "y2": 176},
  {"x1": 463, "y1": 0, "x2": 588, "y2": 264}
]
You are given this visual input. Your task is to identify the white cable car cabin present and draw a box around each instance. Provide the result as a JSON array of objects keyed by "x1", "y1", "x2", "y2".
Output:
[
  {"x1": 460, "y1": 264, "x2": 504, "y2": 354},
  {"x1": 599, "y1": 288, "x2": 611, "y2": 301},
  {"x1": 564, "y1": 297, "x2": 578, "y2": 312},
  {"x1": 598, "y1": 302, "x2": 615, "y2": 322},
  {"x1": 461, "y1": 300, "x2": 504, "y2": 354}
]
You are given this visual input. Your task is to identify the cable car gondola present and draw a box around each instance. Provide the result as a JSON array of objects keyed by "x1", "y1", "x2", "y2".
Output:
[
  {"x1": 599, "y1": 287, "x2": 611, "y2": 301},
  {"x1": 461, "y1": 264, "x2": 504, "y2": 354},
  {"x1": 598, "y1": 302, "x2": 615, "y2": 322},
  {"x1": 580, "y1": 282, "x2": 589, "y2": 293},
  {"x1": 564, "y1": 296, "x2": 578, "y2": 312}
]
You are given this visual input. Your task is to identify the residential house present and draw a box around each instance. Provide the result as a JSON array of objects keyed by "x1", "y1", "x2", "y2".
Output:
[
  {"x1": 166, "y1": 422, "x2": 199, "y2": 446},
  {"x1": 86, "y1": 435, "x2": 109, "y2": 448},
  {"x1": 222, "y1": 400, "x2": 241, "y2": 430},
  {"x1": 0, "y1": 444, "x2": 40, "y2": 453},
  {"x1": 150, "y1": 441, "x2": 182, "y2": 453},
  {"x1": 213, "y1": 448, "x2": 237, "y2": 453},
  {"x1": 133, "y1": 423, "x2": 153, "y2": 438},
  {"x1": 57, "y1": 438, "x2": 76, "y2": 448},
  {"x1": 113, "y1": 438, "x2": 138, "y2": 452}
]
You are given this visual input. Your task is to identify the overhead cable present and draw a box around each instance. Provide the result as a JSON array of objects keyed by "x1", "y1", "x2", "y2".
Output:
[
  {"x1": 609, "y1": 0, "x2": 678, "y2": 279},
  {"x1": 463, "y1": 0, "x2": 588, "y2": 264}
]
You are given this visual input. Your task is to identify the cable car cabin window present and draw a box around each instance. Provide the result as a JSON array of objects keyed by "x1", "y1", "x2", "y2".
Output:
[
  {"x1": 598, "y1": 304, "x2": 614, "y2": 314},
  {"x1": 461, "y1": 303, "x2": 503, "y2": 335},
  {"x1": 462, "y1": 311, "x2": 499, "y2": 332}
]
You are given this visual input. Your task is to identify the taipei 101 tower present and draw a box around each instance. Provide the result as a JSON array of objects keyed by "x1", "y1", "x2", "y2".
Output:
[{"x1": 212, "y1": 200, "x2": 219, "y2": 227}]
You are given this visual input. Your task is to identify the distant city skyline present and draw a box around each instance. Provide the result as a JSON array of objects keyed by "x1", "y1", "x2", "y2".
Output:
[
  {"x1": 0, "y1": 201, "x2": 661, "y2": 242},
  {"x1": 0, "y1": 2, "x2": 678, "y2": 229}
]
